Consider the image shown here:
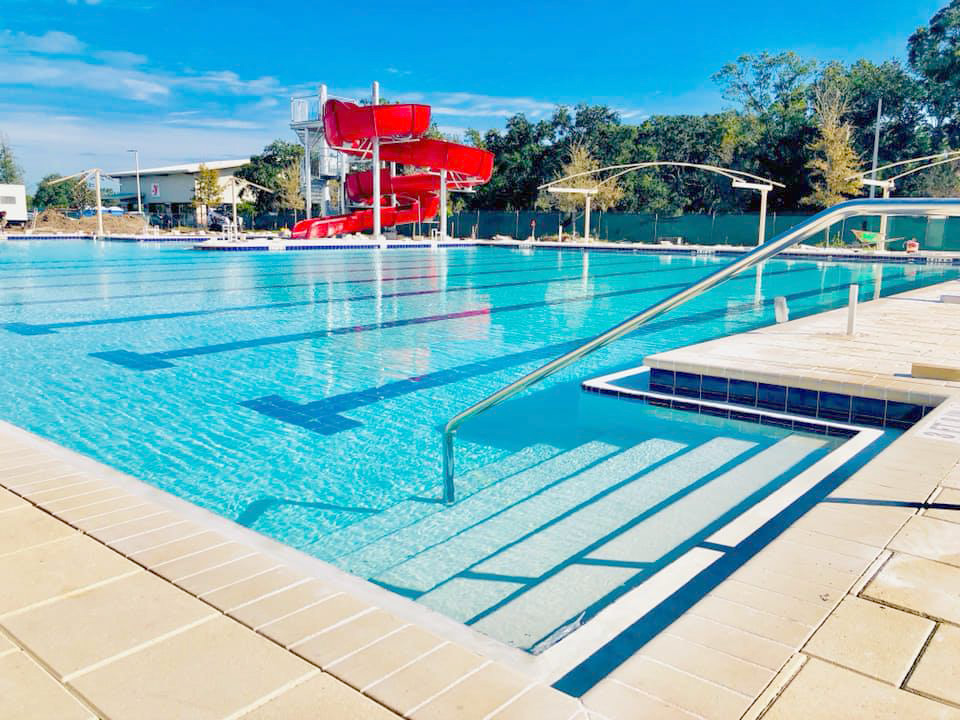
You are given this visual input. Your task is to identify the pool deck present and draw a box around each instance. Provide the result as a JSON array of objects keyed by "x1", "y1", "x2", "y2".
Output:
[{"x1": 1, "y1": 277, "x2": 960, "y2": 718}]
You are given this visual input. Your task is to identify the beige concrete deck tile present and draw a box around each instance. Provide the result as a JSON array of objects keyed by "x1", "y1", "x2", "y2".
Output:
[
  {"x1": 0, "y1": 652, "x2": 94, "y2": 720},
  {"x1": 710, "y1": 579, "x2": 829, "y2": 626},
  {"x1": 257, "y1": 592, "x2": 371, "y2": 648},
  {"x1": 108, "y1": 521, "x2": 203, "y2": 556},
  {"x1": 691, "y1": 595, "x2": 813, "y2": 647},
  {"x1": 792, "y1": 504, "x2": 909, "y2": 547},
  {"x1": 582, "y1": 678, "x2": 700, "y2": 720},
  {"x1": 925, "y1": 488, "x2": 960, "y2": 525},
  {"x1": 69, "y1": 615, "x2": 315, "y2": 720},
  {"x1": 151, "y1": 541, "x2": 254, "y2": 582},
  {"x1": 55, "y1": 494, "x2": 153, "y2": 524},
  {"x1": 0, "y1": 631, "x2": 15, "y2": 656},
  {"x1": 366, "y1": 642, "x2": 486, "y2": 716},
  {"x1": 176, "y1": 553, "x2": 278, "y2": 596},
  {"x1": 666, "y1": 614, "x2": 794, "y2": 671},
  {"x1": 39, "y1": 487, "x2": 129, "y2": 514},
  {"x1": 0, "y1": 505, "x2": 75, "y2": 555},
  {"x1": 740, "y1": 541, "x2": 865, "y2": 591},
  {"x1": 487, "y1": 683, "x2": 580, "y2": 720},
  {"x1": 410, "y1": 661, "x2": 530, "y2": 720},
  {"x1": 239, "y1": 672, "x2": 399, "y2": 719},
  {"x1": 28, "y1": 479, "x2": 109, "y2": 504},
  {"x1": 764, "y1": 657, "x2": 960, "y2": 720},
  {"x1": 906, "y1": 623, "x2": 960, "y2": 705},
  {"x1": 201, "y1": 566, "x2": 304, "y2": 613},
  {"x1": 863, "y1": 554, "x2": 960, "y2": 623},
  {"x1": 889, "y1": 516, "x2": 960, "y2": 568},
  {"x1": 71, "y1": 502, "x2": 164, "y2": 532},
  {"x1": 87, "y1": 509, "x2": 183, "y2": 543},
  {"x1": 292, "y1": 609, "x2": 404, "y2": 668},
  {"x1": 324, "y1": 623, "x2": 443, "y2": 691},
  {"x1": 0, "y1": 487, "x2": 26, "y2": 512},
  {"x1": 640, "y1": 632, "x2": 775, "y2": 697},
  {"x1": 3, "y1": 468, "x2": 85, "y2": 492},
  {"x1": 1, "y1": 569, "x2": 217, "y2": 678},
  {"x1": 803, "y1": 595, "x2": 934, "y2": 684},
  {"x1": 0, "y1": 454, "x2": 67, "y2": 477},
  {"x1": 610, "y1": 655, "x2": 749, "y2": 720},
  {"x1": 731, "y1": 565, "x2": 840, "y2": 608},
  {"x1": 0, "y1": 533, "x2": 136, "y2": 615},
  {"x1": 780, "y1": 526, "x2": 885, "y2": 560},
  {"x1": 229, "y1": 579, "x2": 337, "y2": 631},
  {"x1": 129, "y1": 529, "x2": 226, "y2": 567}
]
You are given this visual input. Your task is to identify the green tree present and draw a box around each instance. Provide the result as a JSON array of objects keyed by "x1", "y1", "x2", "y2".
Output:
[
  {"x1": 277, "y1": 162, "x2": 304, "y2": 220},
  {"x1": 713, "y1": 51, "x2": 817, "y2": 208},
  {"x1": 802, "y1": 71, "x2": 862, "y2": 208},
  {"x1": 193, "y1": 164, "x2": 222, "y2": 226},
  {"x1": 908, "y1": 0, "x2": 960, "y2": 146},
  {"x1": 72, "y1": 179, "x2": 96, "y2": 209},
  {"x1": 236, "y1": 140, "x2": 304, "y2": 212},
  {"x1": 32, "y1": 174, "x2": 73, "y2": 208},
  {"x1": 0, "y1": 135, "x2": 23, "y2": 184},
  {"x1": 536, "y1": 143, "x2": 623, "y2": 214}
]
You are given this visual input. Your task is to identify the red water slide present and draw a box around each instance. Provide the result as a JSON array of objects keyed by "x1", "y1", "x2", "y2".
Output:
[{"x1": 291, "y1": 100, "x2": 493, "y2": 239}]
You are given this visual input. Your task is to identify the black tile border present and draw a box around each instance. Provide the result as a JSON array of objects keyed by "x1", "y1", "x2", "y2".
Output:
[{"x1": 645, "y1": 368, "x2": 934, "y2": 430}]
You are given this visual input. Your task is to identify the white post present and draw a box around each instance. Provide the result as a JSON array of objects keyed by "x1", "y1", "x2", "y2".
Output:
[
  {"x1": 846, "y1": 284, "x2": 859, "y2": 335},
  {"x1": 232, "y1": 180, "x2": 238, "y2": 232},
  {"x1": 133, "y1": 150, "x2": 142, "y2": 216},
  {"x1": 319, "y1": 83, "x2": 328, "y2": 217},
  {"x1": 372, "y1": 81, "x2": 381, "y2": 241},
  {"x1": 439, "y1": 169, "x2": 448, "y2": 241},
  {"x1": 584, "y1": 194, "x2": 592, "y2": 243},
  {"x1": 304, "y1": 126, "x2": 312, "y2": 220},
  {"x1": 757, "y1": 187, "x2": 769, "y2": 246},
  {"x1": 774, "y1": 296, "x2": 789, "y2": 323},
  {"x1": 878, "y1": 184, "x2": 890, "y2": 251},
  {"x1": 869, "y1": 98, "x2": 882, "y2": 199},
  {"x1": 94, "y1": 170, "x2": 103, "y2": 237},
  {"x1": 339, "y1": 154, "x2": 346, "y2": 215}
]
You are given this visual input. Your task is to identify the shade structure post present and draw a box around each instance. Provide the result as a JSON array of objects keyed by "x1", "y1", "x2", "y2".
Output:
[
  {"x1": 94, "y1": 170, "x2": 103, "y2": 237},
  {"x1": 758, "y1": 187, "x2": 769, "y2": 245},
  {"x1": 439, "y1": 169, "x2": 448, "y2": 241},
  {"x1": 372, "y1": 81, "x2": 381, "y2": 241},
  {"x1": 584, "y1": 194, "x2": 591, "y2": 242}
]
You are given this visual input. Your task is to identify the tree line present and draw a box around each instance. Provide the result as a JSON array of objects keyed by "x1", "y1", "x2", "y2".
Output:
[{"x1": 461, "y1": 1, "x2": 960, "y2": 214}]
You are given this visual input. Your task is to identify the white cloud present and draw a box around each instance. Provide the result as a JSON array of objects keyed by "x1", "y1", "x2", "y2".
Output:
[
  {"x1": 0, "y1": 55, "x2": 170, "y2": 102},
  {"x1": 95, "y1": 49, "x2": 147, "y2": 66},
  {"x1": 162, "y1": 115, "x2": 264, "y2": 130},
  {"x1": 0, "y1": 29, "x2": 86, "y2": 54}
]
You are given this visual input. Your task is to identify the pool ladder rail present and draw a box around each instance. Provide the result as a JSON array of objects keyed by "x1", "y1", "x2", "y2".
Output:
[{"x1": 440, "y1": 198, "x2": 960, "y2": 504}]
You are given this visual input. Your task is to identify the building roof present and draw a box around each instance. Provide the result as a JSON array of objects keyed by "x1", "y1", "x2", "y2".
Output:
[{"x1": 109, "y1": 159, "x2": 250, "y2": 178}]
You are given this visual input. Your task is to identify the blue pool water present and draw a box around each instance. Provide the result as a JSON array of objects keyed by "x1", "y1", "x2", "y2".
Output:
[{"x1": 0, "y1": 241, "x2": 952, "y2": 653}]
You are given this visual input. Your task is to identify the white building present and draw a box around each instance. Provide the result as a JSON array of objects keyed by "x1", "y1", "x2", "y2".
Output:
[{"x1": 110, "y1": 159, "x2": 253, "y2": 217}]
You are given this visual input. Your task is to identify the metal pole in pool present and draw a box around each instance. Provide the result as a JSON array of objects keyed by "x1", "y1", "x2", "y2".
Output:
[{"x1": 372, "y1": 80, "x2": 381, "y2": 241}]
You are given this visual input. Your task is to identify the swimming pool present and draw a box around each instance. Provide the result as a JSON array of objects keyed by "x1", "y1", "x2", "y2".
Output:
[{"x1": 0, "y1": 241, "x2": 954, "y2": 656}]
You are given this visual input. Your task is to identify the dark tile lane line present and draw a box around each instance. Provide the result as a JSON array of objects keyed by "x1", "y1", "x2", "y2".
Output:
[
  {"x1": 0, "y1": 252, "x2": 623, "y2": 290},
  {"x1": 89, "y1": 266, "x2": 810, "y2": 369},
  {"x1": 239, "y1": 273, "x2": 932, "y2": 438},
  {"x1": 2, "y1": 262, "x2": 722, "y2": 336},
  {"x1": 0, "y1": 254, "x2": 655, "y2": 308}
]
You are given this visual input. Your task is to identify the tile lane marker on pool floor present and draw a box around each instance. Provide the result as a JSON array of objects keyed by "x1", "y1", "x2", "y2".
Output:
[
  {"x1": 0, "y1": 253, "x2": 653, "y2": 308},
  {"x1": 2, "y1": 260, "x2": 720, "y2": 336},
  {"x1": 86, "y1": 267, "x2": 831, "y2": 371},
  {"x1": 237, "y1": 274, "x2": 941, "y2": 435}
]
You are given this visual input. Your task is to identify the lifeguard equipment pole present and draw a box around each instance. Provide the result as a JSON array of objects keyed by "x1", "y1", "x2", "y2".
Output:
[
  {"x1": 439, "y1": 169, "x2": 447, "y2": 241},
  {"x1": 372, "y1": 81, "x2": 381, "y2": 241}
]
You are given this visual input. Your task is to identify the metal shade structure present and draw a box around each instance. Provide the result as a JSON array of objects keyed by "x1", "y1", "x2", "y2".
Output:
[
  {"x1": 539, "y1": 162, "x2": 785, "y2": 246},
  {"x1": 47, "y1": 168, "x2": 106, "y2": 237}
]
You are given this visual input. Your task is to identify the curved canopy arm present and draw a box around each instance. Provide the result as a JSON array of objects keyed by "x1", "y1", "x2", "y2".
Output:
[{"x1": 538, "y1": 162, "x2": 785, "y2": 191}]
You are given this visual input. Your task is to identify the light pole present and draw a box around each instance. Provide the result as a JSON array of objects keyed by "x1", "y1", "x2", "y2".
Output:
[{"x1": 127, "y1": 150, "x2": 142, "y2": 215}]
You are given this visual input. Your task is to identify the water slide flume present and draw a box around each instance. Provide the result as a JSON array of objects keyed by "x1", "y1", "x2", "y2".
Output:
[{"x1": 292, "y1": 100, "x2": 493, "y2": 239}]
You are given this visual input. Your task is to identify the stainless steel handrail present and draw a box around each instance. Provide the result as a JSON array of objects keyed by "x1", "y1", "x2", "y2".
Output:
[{"x1": 440, "y1": 198, "x2": 960, "y2": 503}]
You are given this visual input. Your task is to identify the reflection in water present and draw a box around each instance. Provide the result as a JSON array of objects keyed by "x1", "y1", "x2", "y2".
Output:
[{"x1": 874, "y1": 264, "x2": 883, "y2": 300}]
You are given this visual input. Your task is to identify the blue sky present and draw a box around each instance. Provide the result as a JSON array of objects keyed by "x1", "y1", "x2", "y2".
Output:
[{"x1": 1, "y1": 0, "x2": 944, "y2": 189}]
